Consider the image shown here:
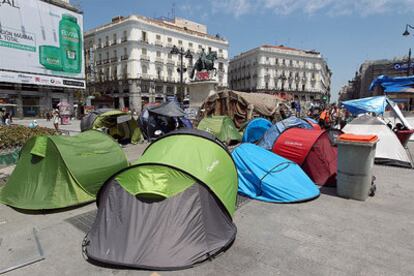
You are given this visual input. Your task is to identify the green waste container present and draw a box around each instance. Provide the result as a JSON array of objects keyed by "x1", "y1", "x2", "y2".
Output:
[{"x1": 336, "y1": 134, "x2": 378, "y2": 201}]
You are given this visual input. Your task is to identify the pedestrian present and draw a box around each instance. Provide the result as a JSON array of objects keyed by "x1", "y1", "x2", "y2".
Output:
[
  {"x1": 319, "y1": 107, "x2": 329, "y2": 129},
  {"x1": 4, "y1": 113, "x2": 11, "y2": 125},
  {"x1": 53, "y1": 109, "x2": 60, "y2": 131},
  {"x1": 295, "y1": 100, "x2": 301, "y2": 117},
  {"x1": 0, "y1": 109, "x2": 4, "y2": 124},
  {"x1": 46, "y1": 111, "x2": 51, "y2": 121}
]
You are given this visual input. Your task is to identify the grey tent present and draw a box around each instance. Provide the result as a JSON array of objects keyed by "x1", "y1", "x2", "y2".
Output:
[{"x1": 83, "y1": 129, "x2": 237, "y2": 270}]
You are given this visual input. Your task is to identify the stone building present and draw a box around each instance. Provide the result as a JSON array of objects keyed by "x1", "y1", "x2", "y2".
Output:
[
  {"x1": 84, "y1": 15, "x2": 229, "y2": 113},
  {"x1": 228, "y1": 45, "x2": 331, "y2": 104},
  {"x1": 339, "y1": 56, "x2": 412, "y2": 101}
]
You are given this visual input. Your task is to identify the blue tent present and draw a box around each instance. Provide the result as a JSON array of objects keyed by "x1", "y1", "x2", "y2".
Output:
[
  {"x1": 342, "y1": 96, "x2": 388, "y2": 115},
  {"x1": 258, "y1": 116, "x2": 313, "y2": 150},
  {"x1": 232, "y1": 143, "x2": 320, "y2": 203},
  {"x1": 369, "y1": 75, "x2": 414, "y2": 93},
  {"x1": 242, "y1": 118, "x2": 272, "y2": 143}
]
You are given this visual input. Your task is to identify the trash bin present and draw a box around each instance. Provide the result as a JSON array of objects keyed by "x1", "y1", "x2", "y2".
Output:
[{"x1": 336, "y1": 134, "x2": 378, "y2": 201}]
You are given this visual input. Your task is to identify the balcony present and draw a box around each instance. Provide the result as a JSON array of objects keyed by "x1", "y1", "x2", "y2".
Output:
[
  {"x1": 96, "y1": 60, "x2": 102, "y2": 65},
  {"x1": 167, "y1": 59, "x2": 175, "y2": 66},
  {"x1": 166, "y1": 76, "x2": 175, "y2": 82},
  {"x1": 140, "y1": 73, "x2": 150, "y2": 79},
  {"x1": 140, "y1": 39, "x2": 149, "y2": 44},
  {"x1": 155, "y1": 40, "x2": 163, "y2": 47},
  {"x1": 155, "y1": 57, "x2": 164, "y2": 64},
  {"x1": 111, "y1": 41, "x2": 117, "y2": 46},
  {"x1": 121, "y1": 55, "x2": 128, "y2": 61},
  {"x1": 103, "y1": 59, "x2": 110, "y2": 64},
  {"x1": 104, "y1": 42, "x2": 110, "y2": 48},
  {"x1": 121, "y1": 37, "x2": 128, "y2": 43},
  {"x1": 110, "y1": 57, "x2": 118, "y2": 63},
  {"x1": 140, "y1": 55, "x2": 150, "y2": 62},
  {"x1": 166, "y1": 43, "x2": 173, "y2": 48}
]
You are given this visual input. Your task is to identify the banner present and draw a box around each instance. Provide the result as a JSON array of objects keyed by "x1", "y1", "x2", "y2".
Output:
[{"x1": 0, "y1": 0, "x2": 85, "y2": 88}]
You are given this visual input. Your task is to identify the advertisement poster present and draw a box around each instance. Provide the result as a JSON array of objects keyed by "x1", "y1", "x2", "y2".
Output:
[{"x1": 0, "y1": 0, "x2": 85, "y2": 88}]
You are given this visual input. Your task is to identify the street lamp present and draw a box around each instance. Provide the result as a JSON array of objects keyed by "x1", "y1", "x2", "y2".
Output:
[
  {"x1": 170, "y1": 45, "x2": 193, "y2": 103},
  {"x1": 402, "y1": 24, "x2": 414, "y2": 76}
]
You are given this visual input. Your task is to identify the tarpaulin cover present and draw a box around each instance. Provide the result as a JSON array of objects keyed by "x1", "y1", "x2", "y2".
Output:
[
  {"x1": 258, "y1": 116, "x2": 313, "y2": 150},
  {"x1": 0, "y1": 131, "x2": 128, "y2": 210},
  {"x1": 242, "y1": 118, "x2": 272, "y2": 143},
  {"x1": 273, "y1": 128, "x2": 338, "y2": 186},
  {"x1": 84, "y1": 129, "x2": 237, "y2": 270},
  {"x1": 232, "y1": 143, "x2": 319, "y2": 203},
  {"x1": 197, "y1": 116, "x2": 242, "y2": 145},
  {"x1": 199, "y1": 89, "x2": 288, "y2": 128},
  {"x1": 342, "y1": 96, "x2": 388, "y2": 115},
  {"x1": 147, "y1": 101, "x2": 186, "y2": 117},
  {"x1": 369, "y1": 75, "x2": 414, "y2": 93}
]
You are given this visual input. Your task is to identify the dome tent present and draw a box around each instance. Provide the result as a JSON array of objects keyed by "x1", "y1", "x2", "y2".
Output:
[
  {"x1": 242, "y1": 118, "x2": 272, "y2": 143},
  {"x1": 84, "y1": 129, "x2": 238, "y2": 270},
  {"x1": 343, "y1": 115, "x2": 412, "y2": 168},
  {"x1": 197, "y1": 116, "x2": 242, "y2": 145},
  {"x1": 81, "y1": 109, "x2": 141, "y2": 144},
  {"x1": 232, "y1": 143, "x2": 320, "y2": 203},
  {"x1": 273, "y1": 128, "x2": 338, "y2": 186},
  {"x1": 0, "y1": 131, "x2": 128, "y2": 210}
]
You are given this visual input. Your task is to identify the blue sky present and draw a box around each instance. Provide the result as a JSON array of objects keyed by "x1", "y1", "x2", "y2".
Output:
[{"x1": 78, "y1": 0, "x2": 414, "y2": 100}]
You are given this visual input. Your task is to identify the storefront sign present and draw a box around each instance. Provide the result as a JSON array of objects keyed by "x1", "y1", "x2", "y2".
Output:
[{"x1": 393, "y1": 62, "x2": 414, "y2": 71}]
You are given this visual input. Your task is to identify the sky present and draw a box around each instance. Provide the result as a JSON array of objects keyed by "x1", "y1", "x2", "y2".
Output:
[{"x1": 76, "y1": 0, "x2": 414, "y2": 101}]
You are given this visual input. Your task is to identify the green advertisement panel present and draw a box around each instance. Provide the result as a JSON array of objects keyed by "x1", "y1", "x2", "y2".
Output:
[{"x1": 0, "y1": 0, "x2": 85, "y2": 88}]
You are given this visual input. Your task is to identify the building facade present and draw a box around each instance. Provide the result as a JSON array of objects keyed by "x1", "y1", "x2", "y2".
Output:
[
  {"x1": 0, "y1": 0, "x2": 84, "y2": 118},
  {"x1": 84, "y1": 16, "x2": 229, "y2": 113},
  {"x1": 339, "y1": 56, "x2": 413, "y2": 102},
  {"x1": 229, "y1": 45, "x2": 331, "y2": 104}
]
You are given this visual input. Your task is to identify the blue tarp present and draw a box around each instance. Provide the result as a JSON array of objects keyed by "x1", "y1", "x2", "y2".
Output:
[
  {"x1": 342, "y1": 96, "x2": 388, "y2": 115},
  {"x1": 369, "y1": 75, "x2": 414, "y2": 93},
  {"x1": 258, "y1": 116, "x2": 313, "y2": 150},
  {"x1": 242, "y1": 118, "x2": 272, "y2": 143},
  {"x1": 232, "y1": 143, "x2": 320, "y2": 203}
]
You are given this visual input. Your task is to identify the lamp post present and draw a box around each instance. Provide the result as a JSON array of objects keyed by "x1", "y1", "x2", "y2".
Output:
[
  {"x1": 402, "y1": 24, "x2": 414, "y2": 76},
  {"x1": 170, "y1": 45, "x2": 193, "y2": 103}
]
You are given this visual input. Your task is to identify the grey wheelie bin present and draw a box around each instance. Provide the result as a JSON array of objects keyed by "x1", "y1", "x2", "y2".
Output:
[{"x1": 336, "y1": 134, "x2": 378, "y2": 201}]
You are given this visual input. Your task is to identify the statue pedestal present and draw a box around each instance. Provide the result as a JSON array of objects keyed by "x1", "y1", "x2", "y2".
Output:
[
  {"x1": 187, "y1": 80, "x2": 217, "y2": 108},
  {"x1": 186, "y1": 80, "x2": 217, "y2": 120}
]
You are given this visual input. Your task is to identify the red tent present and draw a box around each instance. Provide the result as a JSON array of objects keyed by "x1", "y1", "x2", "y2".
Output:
[
  {"x1": 303, "y1": 118, "x2": 321, "y2": 130},
  {"x1": 272, "y1": 128, "x2": 337, "y2": 186}
]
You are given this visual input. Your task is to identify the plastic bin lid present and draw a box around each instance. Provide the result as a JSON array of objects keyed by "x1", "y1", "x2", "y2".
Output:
[{"x1": 339, "y1": 133, "x2": 378, "y2": 143}]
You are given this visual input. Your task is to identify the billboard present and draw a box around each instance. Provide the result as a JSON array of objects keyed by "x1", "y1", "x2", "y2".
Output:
[{"x1": 0, "y1": 0, "x2": 85, "y2": 89}]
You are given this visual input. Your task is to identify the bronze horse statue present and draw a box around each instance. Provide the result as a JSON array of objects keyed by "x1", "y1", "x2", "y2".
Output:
[{"x1": 190, "y1": 50, "x2": 217, "y2": 79}]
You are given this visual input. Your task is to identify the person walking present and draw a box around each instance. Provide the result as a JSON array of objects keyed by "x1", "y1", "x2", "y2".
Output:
[{"x1": 53, "y1": 109, "x2": 60, "y2": 131}]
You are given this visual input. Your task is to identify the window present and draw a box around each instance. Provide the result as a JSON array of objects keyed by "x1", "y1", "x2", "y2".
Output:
[
  {"x1": 208, "y1": 47, "x2": 212, "y2": 52},
  {"x1": 302, "y1": 84, "x2": 306, "y2": 91},
  {"x1": 98, "y1": 53, "x2": 102, "y2": 61},
  {"x1": 105, "y1": 36, "x2": 109, "y2": 44},
  {"x1": 157, "y1": 67, "x2": 162, "y2": 79},
  {"x1": 106, "y1": 52, "x2": 109, "y2": 59},
  {"x1": 142, "y1": 65, "x2": 147, "y2": 74},
  {"x1": 189, "y1": 42, "x2": 193, "y2": 48},
  {"x1": 98, "y1": 38, "x2": 101, "y2": 47},
  {"x1": 219, "y1": 49, "x2": 223, "y2": 53},
  {"x1": 156, "y1": 34, "x2": 161, "y2": 40},
  {"x1": 142, "y1": 31, "x2": 147, "y2": 42},
  {"x1": 265, "y1": 82, "x2": 269, "y2": 89},
  {"x1": 178, "y1": 40, "x2": 183, "y2": 45},
  {"x1": 266, "y1": 56, "x2": 269, "y2": 61},
  {"x1": 168, "y1": 53, "x2": 172, "y2": 59},
  {"x1": 123, "y1": 47, "x2": 127, "y2": 56},
  {"x1": 113, "y1": 50, "x2": 117, "y2": 58},
  {"x1": 142, "y1": 48, "x2": 147, "y2": 55},
  {"x1": 168, "y1": 68, "x2": 172, "y2": 76},
  {"x1": 198, "y1": 44, "x2": 202, "y2": 49},
  {"x1": 156, "y1": 51, "x2": 161, "y2": 57},
  {"x1": 123, "y1": 30, "x2": 127, "y2": 40},
  {"x1": 113, "y1": 33, "x2": 117, "y2": 44}
]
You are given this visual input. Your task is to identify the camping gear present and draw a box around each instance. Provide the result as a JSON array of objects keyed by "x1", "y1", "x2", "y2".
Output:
[
  {"x1": 197, "y1": 116, "x2": 242, "y2": 145},
  {"x1": 303, "y1": 117, "x2": 321, "y2": 130},
  {"x1": 84, "y1": 129, "x2": 237, "y2": 270},
  {"x1": 369, "y1": 74, "x2": 414, "y2": 93},
  {"x1": 258, "y1": 116, "x2": 313, "y2": 150},
  {"x1": 199, "y1": 89, "x2": 289, "y2": 128},
  {"x1": 0, "y1": 131, "x2": 128, "y2": 210},
  {"x1": 139, "y1": 101, "x2": 191, "y2": 141},
  {"x1": 343, "y1": 115, "x2": 412, "y2": 168},
  {"x1": 81, "y1": 109, "x2": 141, "y2": 144},
  {"x1": 273, "y1": 128, "x2": 338, "y2": 186},
  {"x1": 337, "y1": 134, "x2": 378, "y2": 201},
  {"x1": 395, "y1": 129, "x2": 414, "y2": 147},
  {"x1": 232, "y1": 143, "x2": 320, "y2": 203},
  {"x1": 242, "y1": 118, "x2": 272, "y2": 143}
]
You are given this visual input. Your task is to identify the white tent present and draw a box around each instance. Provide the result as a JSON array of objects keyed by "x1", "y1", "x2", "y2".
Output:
[{"x1": 343, "y1": 115, "x2": 412, "y2": 168}]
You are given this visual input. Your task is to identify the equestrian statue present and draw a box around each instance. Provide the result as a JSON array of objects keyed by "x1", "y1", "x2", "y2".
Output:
[{"x1": 190, "y1": 49, "x2": 218, "y2": 80}]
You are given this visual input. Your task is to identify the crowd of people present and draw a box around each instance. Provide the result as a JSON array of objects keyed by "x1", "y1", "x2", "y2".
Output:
[
  {"x1": 317, "y1": 104, "x2": 351, "y2": 130},
  {"x1": 0, "y1": 109, "x2": 12, "y2": 125}
]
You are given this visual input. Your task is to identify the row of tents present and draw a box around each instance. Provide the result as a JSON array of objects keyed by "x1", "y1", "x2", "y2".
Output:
[{"x1": 0, "y1": 93, "x2": 413, "y2": 271}]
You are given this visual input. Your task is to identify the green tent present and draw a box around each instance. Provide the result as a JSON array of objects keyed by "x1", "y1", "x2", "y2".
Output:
[
  {"x1": 0, "y1": 131, "x2": 128, "y2": 210},
  {"x1": 197, "y1": 116, "x2": 242, "y2": 145},
  {"x1": 83, "y1": 129, "x2": 238, "y2": 269},
  {"x1": 81, "y1": 109, "x2": 142, "y2": 144}
]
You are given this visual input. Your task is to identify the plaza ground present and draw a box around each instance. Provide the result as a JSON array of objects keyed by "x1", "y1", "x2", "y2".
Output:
[{"x1": 0, "y1": 120, "x2": 413, "y2": 275}]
